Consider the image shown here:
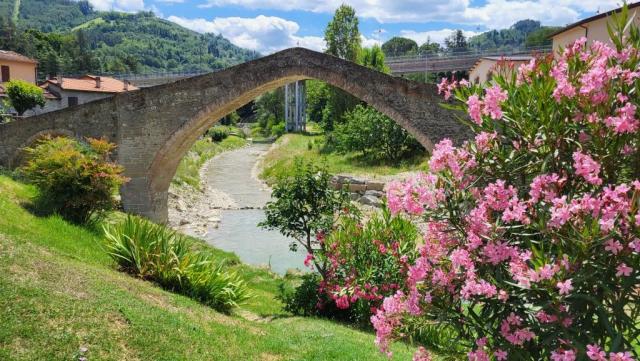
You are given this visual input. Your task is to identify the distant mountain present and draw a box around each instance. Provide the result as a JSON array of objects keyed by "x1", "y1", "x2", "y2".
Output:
[
  {"x1": 468, "y1": 20, "x2": 561, "y2": 50},
  {"x1": 0, "y1": 0, "x2": 259, "y2": 76}
]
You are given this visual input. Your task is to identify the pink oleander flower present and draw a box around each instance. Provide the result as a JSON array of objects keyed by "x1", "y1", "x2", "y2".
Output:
[
  {"x1": 586, "y1": 344, "x2": 607, "y2": 361},
  {"x1": 551, "y1": 349, "x2": 576, "y2": 361},
  {"x1": 605, "y1": 239, "x2": 624, "y2": 255},
  {"x1": 609, "y1": 352, "x2": 635, "y2": 361},
  {"x1": 616, "y1": 263, "x2": 632, "y2": 277},
  {"x1": 413, "y1": 347, "x2": 432, "y2": 361},
  {"x1": 482, "y1": 84, "x2": 508, "y2": 120},
  {"x1": 573, "y1": 151, "x2": 602, "y2": 185},
  {"x1": 494, "y1": 349, "x2": 508, "y2": 361},
  {"x1": 557, "y1": 279, "x2": 573, "y2": 295},
  {"x1": 467, "y1": 95, "x2": 483, "y2": 125},
  {"x1": 303, "y1": 253, "x2": 314, "y2": 268}
]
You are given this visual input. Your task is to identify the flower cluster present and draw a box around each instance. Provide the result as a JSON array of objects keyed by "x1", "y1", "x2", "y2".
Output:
[{"x1": 373, "y1": 10, "x2": 640, "y2": 361}]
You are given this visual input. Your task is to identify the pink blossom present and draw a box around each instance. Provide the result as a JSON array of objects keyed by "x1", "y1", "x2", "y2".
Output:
[
  {"x1": 629, "y1": 238, "x2": 640, "y2": 252},
  {"x1": 467, "y1": 349, "x2": 490, "y2": 361},
  {"x1": 609, "y1": 352, "x2": 635, "y2": 361},
  {"x1": 335, "y1": 294, "x2": 349, "y2": 309},
  {"x1": 557, "y1": 279, "x2": 573, "y2": 295},
  {"x1": 573, "y1": 151, "x2": 602, "y2": 185},
  {"x1": 551, "y1": 349, "x2": 576, "y2": 361},
  {"x1": 586, "y1": 344, "x2": 607, "y2": 361},
  {"x1": 616, "y1": 263, "x2": 632, "y2": 277},
  {"x1": 303, "y1": 253, "x2": 314, "y2": 268},
  {"x1": 494, "y1": 349, "x2": 508, "y2": 361},
  {"x1": 474, "y1": 131, "x2": 496, "y2": 153},
  {"x1": 605, "y1": 239, "x2": 624, "y2": 255},
  {"x1": 482, "y1": 84, "x2": 508, "y2": 119},
  {"x1": 413, "y1": 347, "x2": 432, "y2": 361},
  {"x1": 467, "y1": 95, "x2": 483, "y2": 125}
]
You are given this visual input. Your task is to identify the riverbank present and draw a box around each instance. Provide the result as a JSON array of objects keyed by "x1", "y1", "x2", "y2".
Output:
[{"x1": 0, "y1": 175, "x2": 415, "y2": 360}]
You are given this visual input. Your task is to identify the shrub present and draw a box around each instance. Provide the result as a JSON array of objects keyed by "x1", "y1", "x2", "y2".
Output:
[
  {"x1": 208, "y1": 127, "x2": 229, "y2": 142},
  {"x1": 270, "y1": 122, "x2": 286, "y2": 138},
  {"x1": 319, "y1": 206, "x2": 419, "y2": 326},
  {"x1": 6, "y1": 80, "x2": 46, "y2": 116},
  {"x1": 259, "y1": 160, "x2": 353, "y2": 279},
  {"x1": 21, "y1": 137, "x2": 127, "y2": 224},
  {"x1": 334, "y1": 105, "x2": 423, "y2": 161},
  {"x1": 372, "y1": 9, "x2": 640, "y2": 360},
  {"x1": 104, "y1": 216, "x2": 249, "y2": 312}
]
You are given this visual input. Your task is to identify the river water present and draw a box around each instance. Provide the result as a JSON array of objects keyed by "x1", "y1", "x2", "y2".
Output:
[{"x1": 203, "y1": 143, "x2": 306, "y2": 274}]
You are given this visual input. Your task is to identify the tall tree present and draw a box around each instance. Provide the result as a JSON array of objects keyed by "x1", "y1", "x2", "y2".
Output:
[
  {"x1": 324, "y1": 5, "x2": 361, "y2": 62},
  {"x1": 418, "y1": 39, "x2": 442, "y2": 55},
  {"x1": 445, "y1": 30, "x2": 468, "y2": 53},
  {"x1": 381, "y1": 37, "x2": 418, "y2": 57},
  {"x1": 358, "y1": 45, "x2": 389, "y2": 73}
]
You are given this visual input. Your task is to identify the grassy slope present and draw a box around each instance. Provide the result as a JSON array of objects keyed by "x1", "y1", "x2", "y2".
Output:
[
  {"x1": 0, "y1": 176, "x2": 416, "y2": 360},
  {"x1": 260, "y1": 133, "x2": 428, "y2": 185}
]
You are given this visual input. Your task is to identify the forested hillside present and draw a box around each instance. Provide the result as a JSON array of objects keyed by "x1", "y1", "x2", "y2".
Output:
[
  {"x1": 468, "y1": 19, "x2": 560, "y2": 49},
  {"x1": 0, "y1": 0, "x2": 258, "y2": 77}
]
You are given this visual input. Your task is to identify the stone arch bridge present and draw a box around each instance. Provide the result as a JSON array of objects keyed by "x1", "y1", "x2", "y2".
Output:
[{"x1": 0, "y1": 48, "x2": 470, "y2": 223}]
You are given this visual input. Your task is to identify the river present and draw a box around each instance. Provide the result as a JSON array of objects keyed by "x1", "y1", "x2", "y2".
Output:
[{"x1": 202, "y1": 143, "x2": 306, "y2": 274}]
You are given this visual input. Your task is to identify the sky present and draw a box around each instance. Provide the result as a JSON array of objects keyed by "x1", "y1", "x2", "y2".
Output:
[{"x1": 85, "y1": 0, "x2": 624, "y2": 54}]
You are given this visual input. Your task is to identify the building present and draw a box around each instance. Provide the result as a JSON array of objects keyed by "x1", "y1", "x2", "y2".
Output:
[
  {"x1": 469, "y1": 56, "x2": 532, "y2": 84},
  {"x1": 550, "y1": 2, "x2": 640, "y2": 53},
  {"x1": 0, "y1": 50, "x2": 38, "y2": 84},
  {"x1": 39, "y1": 75, "x2": 139, "y2": 114}
]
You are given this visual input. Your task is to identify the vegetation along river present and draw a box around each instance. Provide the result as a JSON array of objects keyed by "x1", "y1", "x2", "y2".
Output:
[{"x1": 203, "y1": 143, "x2": 306, "y2": 274}]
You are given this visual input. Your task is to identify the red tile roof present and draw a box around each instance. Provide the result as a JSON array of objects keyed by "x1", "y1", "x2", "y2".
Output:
[
  {"x1": 42, "y1": 75, "x2": 139, "y2": 93},
  {"x1": 0, "y1": 50, "x2": 38, "y2": 64}
]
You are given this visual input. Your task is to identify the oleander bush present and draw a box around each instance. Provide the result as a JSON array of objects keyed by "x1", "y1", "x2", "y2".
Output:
[
  {"x1": 21, "y1": 136, "x2": 127, "y2": 224},
  {"x1": 104, "y1": 216, "x2": 249, "y2": 312},
  {"x1": 318, "y1": 206, "x2": 420, "y2": 326},
  {"x1": 371, "y1": 8, "x2": 640, "y2": 360}
]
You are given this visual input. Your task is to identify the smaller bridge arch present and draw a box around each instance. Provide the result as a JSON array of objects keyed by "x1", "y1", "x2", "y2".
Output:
[{"x1": 0, "y1": 48, "x2": 471, "y2": 223}]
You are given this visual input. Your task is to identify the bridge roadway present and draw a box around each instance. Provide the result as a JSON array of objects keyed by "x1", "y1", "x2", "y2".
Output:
[{"x1": 385, "y1": 46, "x2": 552, "y2": 75}]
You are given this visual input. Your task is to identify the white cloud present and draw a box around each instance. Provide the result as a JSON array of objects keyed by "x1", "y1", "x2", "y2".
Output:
[
  {"x1": 400, "y1": 29, "x2": 480, "y2": 46},
  {"x1": 361, "y1": 35, "x2": 382, "y2": 48},
  {"x1": 195, "y1": 0, "x2": 622, "y2": 28},
  {"x1": 86, "y1": 0, "x2": 145, "y2": 12},
  {"x1": 167, "y1": 15, "x2": 325, "y2": 54}
]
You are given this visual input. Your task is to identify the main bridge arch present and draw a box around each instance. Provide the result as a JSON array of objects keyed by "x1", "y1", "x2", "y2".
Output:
[{"x1": 0, "y1": 47, "x2": 470, "y2": 223}]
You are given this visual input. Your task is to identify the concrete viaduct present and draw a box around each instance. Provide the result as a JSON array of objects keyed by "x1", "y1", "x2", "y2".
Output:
[{"x1": 0, "y1": 48, "x2": 470, "y2": 223}]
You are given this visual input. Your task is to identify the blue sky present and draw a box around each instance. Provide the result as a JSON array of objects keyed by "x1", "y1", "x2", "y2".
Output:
[{"x1": 87, "y1": 0, "x2": 622, "y2": 54}]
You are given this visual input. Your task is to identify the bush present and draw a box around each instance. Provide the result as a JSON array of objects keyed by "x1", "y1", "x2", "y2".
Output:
[
  {"x1": 104, "y1": 216, "x2": 249, "y2": 312},
  {"x1": 373, "y1": 9, "x2": 640, "y2": 360},
  {"x1": 259, "y1": 160, "x2": 353, "y2": 278},
  {"x1": 333, "y1": 105, "x2": 423, "y2": 162},
  {"x1": 270, "y1": 122, "x2": 286, "y2": 138},
  {"x1": 319, "y1": 206, "x2": 419, "y2": 326},
  {"x1": 208, "y1": 127, "x2": 229, "y2": 142},
  {"x1": 6, "y1": 79, "x2": 46, "y2": 116},
  {"x1": 21, "y1": 137, "x2": 127, "y2": 224}
]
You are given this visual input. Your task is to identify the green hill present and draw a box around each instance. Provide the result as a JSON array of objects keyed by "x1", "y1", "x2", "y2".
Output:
[
  {"x1": 0, "y1": 0, "x2": 258, "y2": 76},
  {"x1": 468, "y1": 19, "x2": 560, "y2": 49}
]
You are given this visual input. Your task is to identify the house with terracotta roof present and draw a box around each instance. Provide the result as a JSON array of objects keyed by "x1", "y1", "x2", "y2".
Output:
[
  {"x1": 39, "y1": 75, "x2": 139, "y2": 113},
  {"x1": 0, "y1": 50, "x2": 38, "y2": 85},
  {"x1": 550, "y1": 2, "x2": 640, "y2": 53},
  {"x1": 469, "y1": 56, "x2": 533, "y2": 84}
]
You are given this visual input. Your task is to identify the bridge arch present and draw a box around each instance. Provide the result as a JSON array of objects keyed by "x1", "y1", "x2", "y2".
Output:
[{"x1": 0, "y1": 48, "x2": 470, "y2": 223}]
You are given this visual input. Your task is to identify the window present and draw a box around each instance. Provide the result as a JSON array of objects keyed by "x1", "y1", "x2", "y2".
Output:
[
  {"x1": 68, "y1": 97, "x2": 79, "y2": 107},
  {"x1": 1, "y1": 65, "x2": 9, "y2": 82}
]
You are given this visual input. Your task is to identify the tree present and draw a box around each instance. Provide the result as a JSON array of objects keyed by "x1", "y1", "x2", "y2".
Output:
[
  {"x1": 444, "y1": 29, "x2": 468, "y2": 53},
  {"x1": 358, "y1": 45, "x2": 390, "y2": 73},
  {"x1": 381, "y1": 37, "x2": 418, "y2": 57},
  {"x1": 324, "y1": 5, "x2": 361, "y2": 62},
  {"x1": 418, "y1": 39, "x2": 441, "y2": 55},
  {"x1": 6, "y1": 80, "x2": 46, "y2": 116},
  {"x1": 334, "y1": 105, "x2": 423, "y2": 161},
  {"x1": 259, "y1": 160, "x2": 352, "y2": 278}
]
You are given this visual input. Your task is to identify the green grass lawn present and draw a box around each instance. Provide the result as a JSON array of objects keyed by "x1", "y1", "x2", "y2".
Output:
[
  {"x1": 260, "y1": 133, "x2": 428, "y2": 185},
  {"x1": 0, "y1": 175, "x2": 418, "y2": 360},
  {"x1": 173, "y1": 134, "x2": 247, "y2": 189}
]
